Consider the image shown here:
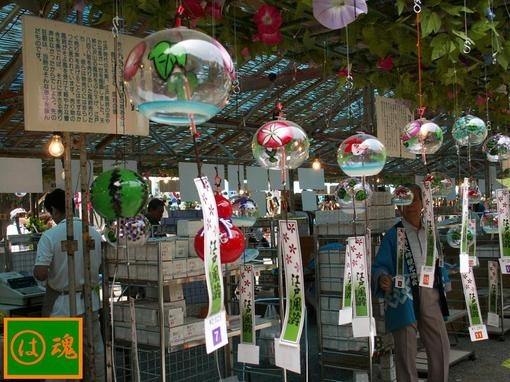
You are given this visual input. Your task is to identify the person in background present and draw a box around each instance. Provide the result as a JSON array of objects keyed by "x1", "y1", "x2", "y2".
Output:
[
  {"x1": 33, "y1": 188, "x2": 105, "y2": 381},
  {"x1": 6, "y1": 208, "x2": 30, "y2": 251},
  {"x1": 145, "y1": 198, "x2": 166, "y2": 237},
  {"x1": 6, "y1": 207, "x2": 30, "y2": 236},
  {"x1": 371, "y1": 183, "x2": 450, "y2": 382},
  {"x1": 145, "y1": 198, "x2": 165, "y2": 225}
]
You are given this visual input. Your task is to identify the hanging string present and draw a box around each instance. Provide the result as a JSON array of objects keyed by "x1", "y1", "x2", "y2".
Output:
[
  {"x1": 174, "y1": 4, "x2": 184, "y2": 27},
  {"x1": 484, "y1": 65, "x2": 492, "y2": 132},
  {"x1": 345, "y1": 25, "x2": 353, "y2": 90},
  {"x1": 414, "y1": 2, "x2": 425, "y2": 118},
  {"x1": 462, "y1": 0, "x2": 472, "y2": 53},
  {"x1": 193, "y1": 133, "x2": 203, "y2": 178}
]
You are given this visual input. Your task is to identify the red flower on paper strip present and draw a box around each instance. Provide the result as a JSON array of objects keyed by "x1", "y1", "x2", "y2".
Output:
[
  {"x1": 252, "y1": 30, "x2": 283, "y2": 45},
  {"x1": 257, "y1": 121, "x2": 293, "y2": 148},
  {"x1": 342, "y1": 136, "x2": 363, "y2": 154},
  {"x1": 376, "y1": 55, "x2": 394, "y2": 72},
  {"x1": 253, "y1": 4, "x2": 283, "y2": 34}
]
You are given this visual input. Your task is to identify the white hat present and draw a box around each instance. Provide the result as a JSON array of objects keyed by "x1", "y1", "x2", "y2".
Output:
[{"x1": 10, "y1": 208, "x2": 27, "y2": 220}]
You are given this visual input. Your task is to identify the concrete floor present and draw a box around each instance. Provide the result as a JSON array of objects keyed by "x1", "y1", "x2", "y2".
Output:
[{"x1": 235, "y1": 317, "x2": 510, "y2": 382}]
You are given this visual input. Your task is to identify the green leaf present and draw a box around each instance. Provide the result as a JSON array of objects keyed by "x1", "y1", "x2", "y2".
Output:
[
  {"x1": 497, "y1": 53, "x2": 509, "y2": 71},
  {"x1": 430, "y1": 34, "x2": 456, "y2": 60},
  {"x1": 137, "y1": 0, "x2": 161, "y2": 13},
  {"x1": 149, "y1": 41, "x2": 176, "y2": 81},
  {"x1": 439, "y1": 3, "x2": 472, "y2": 16},
  {"x1": 302, "y1": 30, "x2": 315, "y2": 50},
  {"x1": 420, "y1": 9, "x2": 442, "y2": 37},
  {"x1": 396, "y1": 0, "x2": 406, "y2": 15},
  {"x1": 362, "y1": 25, "x2": 392, "y2": 57}
]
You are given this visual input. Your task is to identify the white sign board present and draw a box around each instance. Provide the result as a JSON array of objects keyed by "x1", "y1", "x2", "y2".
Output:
[
  {"x1": 22, "y1": 15, "x2": 148, "y2": 135},
  {"x1": 375, "y1": 96, "x2": 415, "y2": 159}
]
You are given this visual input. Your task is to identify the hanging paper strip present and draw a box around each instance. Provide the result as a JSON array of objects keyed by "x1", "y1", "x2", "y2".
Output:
[
  {"x1": 487, "y1": 261, "x2": 500, "y2": 327},
  {"x1": 468, "y1": 218, "x2": 478, "y2": 268},
  {"x1": 395, "y1": 228, "x2": 406, "y2": 288},
  {"x1": 194, "y1": 176, "x2": 228, "y2": 353},
  {"x1": 349, "y1": 235, "x2": 375, "y2": 338},
  {"x1": 460, "y1": 267, "x2": 488, "y2": 341},
  {"x1": 338, "y1": 244, "x2": 353, "y2": 325},
  {"x1": 496, "y1": 188, "x2": 510, "y2": 274},
  {"x1": 459, "y1": 178, "x2": 470, "y2": 274},
  {"x1": 420, "y1": 183, "x2": 437, "y2": 287},
  {"x1": 274, "y1": 219, "x2": 305, "y2": 374},
  {"x1": 278, "y1": 219, "x2": 305, "y2": 343},
  {"x1": 237, "y1": 264, "x2": 260, "y2": 364}
]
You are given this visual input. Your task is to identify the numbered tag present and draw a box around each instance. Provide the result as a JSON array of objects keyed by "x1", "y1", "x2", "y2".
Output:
[
  {"x1": 469, "y1": 324, "x2": 488, "y2": 342},
  {"x1": 204, "y1": 310, "x2": 228, "y2": 353},
  {"x1": 499, "y1": 258, "x2": 510, "y2": 275},
  {"x1": 459, "y1": 253, "x2": 470, "y2": 274},
  {"x1": 419, "y1": 266, "x2": 434, "y2": 288},
  {"x1": 394, "y1": 275, "x2": 404, "y2": 289},
  {"x1": 487, "y1": 312, "x2": 500, "y2": 328}
]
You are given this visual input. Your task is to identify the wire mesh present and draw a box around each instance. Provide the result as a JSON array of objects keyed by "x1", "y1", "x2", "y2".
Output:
[{"x1": 114, "y1": 343, "x2": 226, "y2": 382}]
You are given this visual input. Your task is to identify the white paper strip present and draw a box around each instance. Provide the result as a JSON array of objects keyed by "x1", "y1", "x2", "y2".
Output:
[
  {"x1": 348, "y1": 236, "x2": 373, "y2": 338},
  {"x1": 460, "y1": 267, "x2": 488, "y2": 341},
  {"x1": 238, "y1": 263, "x2": 259, "y2": 364},
  {"x1": 487, "y1": 261, "x2": 500, "y2": 327},
  {"x1": 420, "y1": 183, "x2": 437, "y2": 287},
  {"x1": 496, "y1": 189, "x2": 510, "y2": 274},
  {"x1": 195, "y1": 177, "x2": 228, "y2": 353},
  {"x1": 339, "y1": 245, "x2": 353, "y2": 325},
  {"x1": 459, "y1": 178, "x2": 470, "y2": 274},
  {"x1": 275, "y1": 219, "x2": 306, "y2": 374}
]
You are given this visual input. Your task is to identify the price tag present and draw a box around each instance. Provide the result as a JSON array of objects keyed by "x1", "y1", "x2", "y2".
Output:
[
  {"x1": 487, "y1": 312, "x2": 500, "y2": 328},
  {"x1": 459, "y1": 253, "x2": 469, "y2": 274},
  {"x1": 419, "y1": 265, "x2": 434, "y2": 288},
  {"x1": 394, "y1": 275, "x2": 404, "y2": 289},
  {"x1": 204, "y1": 310, "x2": 228, "y2": 353},
  {"x1": 468, "y1": 324, "x2": 488, "y2": 342}
]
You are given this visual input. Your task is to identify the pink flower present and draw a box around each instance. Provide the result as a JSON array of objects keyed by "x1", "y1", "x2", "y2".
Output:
[
  {"x1": 252, "y1": 30, "x2": 283, "y2": 45},
  {"x1": 253, "y1": 4, "x2": 282, "y2": 34},
  {"x1": 342, "y1": 136, "x2": 363, "y2": 154},
  {"x1": 476, "y1": 95, "x2": 487, "y2": 107},
  {"x1": 376, "y1": 55, "x2": 394, "y2": 72},
  {"x1": 182, "y1": 0, "x2": 205, "y2": 18},
  {"x1": 337, "y1": 67, "x2": 350, "y2": 78},
  {"x1": 205, "y1": 2, "x2": 223, "y2": 20},
  {"x1": 241, "y1": 47, "x2": 251, "y2": 59}
]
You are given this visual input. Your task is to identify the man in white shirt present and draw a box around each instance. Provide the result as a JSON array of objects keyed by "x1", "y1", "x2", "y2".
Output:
[{"x1": 33, "y1": 188, "x2": 105, "y2": 381}]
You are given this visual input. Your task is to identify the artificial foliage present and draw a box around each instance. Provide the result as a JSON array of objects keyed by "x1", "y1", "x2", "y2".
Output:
[{"x1": 83, "y1": 0, "x2": 510, "y2": 124}]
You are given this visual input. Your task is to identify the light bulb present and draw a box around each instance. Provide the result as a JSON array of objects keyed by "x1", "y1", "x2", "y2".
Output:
[
  {"x1": 312, "y1": 158, "x2": 321, "y2": 170},
  {"x1": 48, "y1": 134, "x2": 65, "y2": 157}
]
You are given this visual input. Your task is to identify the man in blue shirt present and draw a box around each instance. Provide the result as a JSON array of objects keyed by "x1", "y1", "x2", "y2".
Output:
[{"x1": 372, "y1": 184, "x2": 449, "y2": 382}]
